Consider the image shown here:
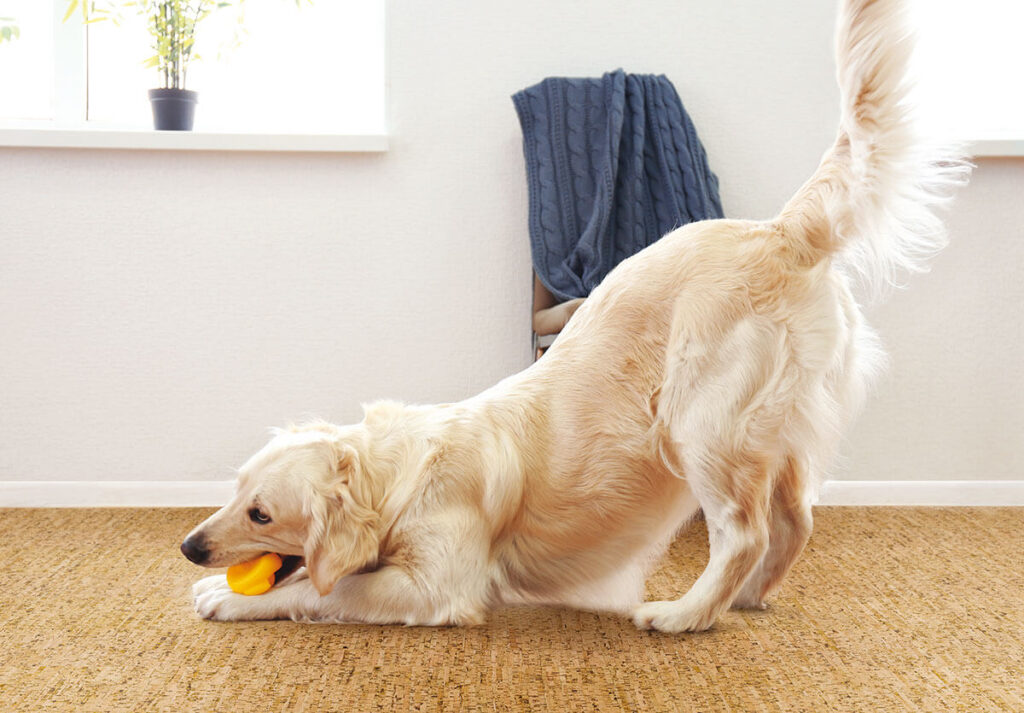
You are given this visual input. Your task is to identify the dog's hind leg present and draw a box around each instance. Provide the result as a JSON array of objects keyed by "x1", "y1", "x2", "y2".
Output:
[
  {"x1": 633, "y1": 448, "x2": 773, "y2": 633},
  {"x1": 732, "y1": 456, "x2": 813, "y2": 610},
  {"x1": 633, "y1": 311, "x2": 798, "y2": 633}
]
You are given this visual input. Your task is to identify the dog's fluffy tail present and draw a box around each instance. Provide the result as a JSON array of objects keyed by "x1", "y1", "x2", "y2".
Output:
[{"x1": 777, "y1": 0, "x2": 970, "y2": 299}]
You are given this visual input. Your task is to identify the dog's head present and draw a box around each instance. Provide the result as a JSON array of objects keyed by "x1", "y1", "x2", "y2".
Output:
[{"x1": 180, "y1": 424, "x2": 382, "y2": 595}]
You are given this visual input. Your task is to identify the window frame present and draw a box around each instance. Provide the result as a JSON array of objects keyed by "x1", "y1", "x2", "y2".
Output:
[
  {"x1": 907, "y1": 0, "x2": 1022, "y2": 156},
  {"x1": 0, "y1": 0, "x2": 388, "y2": 153}
]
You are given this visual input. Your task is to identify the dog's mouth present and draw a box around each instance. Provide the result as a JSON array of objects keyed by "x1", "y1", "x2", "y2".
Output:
[{"x1": 273, "y1": 554, "x2": 305, "y2": 586}]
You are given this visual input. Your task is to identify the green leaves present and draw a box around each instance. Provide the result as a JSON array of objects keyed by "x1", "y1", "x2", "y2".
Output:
[
  {"x1": 63, "y1": 2, "x2": 81, "y2": 22},
  {"x1": 0, "y1": 17, "x2": 19, "y2": 45},
  {"x1": 61, "y1": 0, "x2": 313, "y2": 89}
]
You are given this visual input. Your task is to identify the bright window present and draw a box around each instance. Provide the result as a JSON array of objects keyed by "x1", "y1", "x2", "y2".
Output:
[
  {"x1": 0, "y1": 1, "x2": 55, "y2": 120},
  {"x1": 910, "y1": 0, "x2": 1024, "y2": 139},
  {"x1": 0, "y1": 0, "x2": 385, "y2": 134}
]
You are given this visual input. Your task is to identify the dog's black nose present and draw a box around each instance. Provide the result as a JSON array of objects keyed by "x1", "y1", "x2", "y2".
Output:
[{"x1": 180, "y1": 534, "x2": 210, "y2": 565}]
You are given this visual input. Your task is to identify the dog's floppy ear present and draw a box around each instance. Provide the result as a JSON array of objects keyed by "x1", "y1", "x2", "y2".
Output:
[{"x1": 304, "y1": 444, "x2": 381, "y2": 595}]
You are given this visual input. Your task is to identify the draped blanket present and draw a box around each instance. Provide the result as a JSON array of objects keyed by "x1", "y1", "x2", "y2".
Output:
[{"x1": 512, "y1": 69, "x2": 724, "y2": 302}]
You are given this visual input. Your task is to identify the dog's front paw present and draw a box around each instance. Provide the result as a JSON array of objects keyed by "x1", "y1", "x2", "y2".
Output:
[
  {"x1": 192, "y1": 573, "x2": 228, "y2": 598},
  {"x1": 192, "y1": 574, "x2": 254, "y2": 621},
  {"x1": 633, "y1": 598, "x2": 717, "y2": 633}
]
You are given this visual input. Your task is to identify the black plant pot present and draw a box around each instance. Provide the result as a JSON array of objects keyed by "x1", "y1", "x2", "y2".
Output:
[{"x1": 148, "y1": 88, "x2": 198, "y2": 131}]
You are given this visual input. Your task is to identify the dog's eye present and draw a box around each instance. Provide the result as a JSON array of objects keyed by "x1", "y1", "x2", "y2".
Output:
[{"x1": 248, "y1": 507, "x2": 272, "y2": 524}]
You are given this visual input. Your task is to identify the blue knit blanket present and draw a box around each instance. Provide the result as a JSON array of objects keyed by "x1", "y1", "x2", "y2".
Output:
[{"x1": 512, "y1": 69, "x2": 724, "y2": 302}]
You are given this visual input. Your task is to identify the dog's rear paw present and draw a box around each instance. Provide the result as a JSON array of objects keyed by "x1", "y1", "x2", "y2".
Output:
[
  {"x1": 633, "y1": 599, "x2": 716, "y2": 633},
  {"x1": 730, "y1": 593, "x2": 769, "y2": 610}
]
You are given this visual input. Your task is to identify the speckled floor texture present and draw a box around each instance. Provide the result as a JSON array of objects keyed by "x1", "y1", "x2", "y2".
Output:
[{"x1": 0, "y1": 507, "x2": 1020, "y2": 712}]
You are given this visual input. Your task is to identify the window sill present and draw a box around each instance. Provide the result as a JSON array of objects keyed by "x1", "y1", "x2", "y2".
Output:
[
  {"x1": 969, "y1": 139, "x2": 1024, "y2": 158},
  {"x1": 0, "y1": 128, "x2": 1016, "y2": 157},
  {"x1": 0, "y1": 126, "x2": 388, "y2": 153}
]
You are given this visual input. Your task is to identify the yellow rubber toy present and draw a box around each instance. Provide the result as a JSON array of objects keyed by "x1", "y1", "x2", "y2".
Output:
[{"x1": 226, "y1": 553, "x2": 283, "y2": 596}]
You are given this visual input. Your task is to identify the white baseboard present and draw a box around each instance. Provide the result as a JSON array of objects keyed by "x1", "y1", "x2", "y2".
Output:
[
  {"x1": 815, "y1": 480, "x2": 1024, "y2": 506},
  {"x1": 0, "y1": 480, "x2": 236, "y2": 507},
  {"x1": 0, "y1": 479, "x2": 1022, "y2": 508}
]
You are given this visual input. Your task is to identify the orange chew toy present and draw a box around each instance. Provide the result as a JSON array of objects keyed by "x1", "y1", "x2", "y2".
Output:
[{"x1": 226, "y1": 553, "x2": 283, "y2": 595}]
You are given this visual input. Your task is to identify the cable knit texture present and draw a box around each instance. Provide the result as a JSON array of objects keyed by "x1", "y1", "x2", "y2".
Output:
[{"x1": 513, "y1": 69, "x2": 724, "y2": 302}]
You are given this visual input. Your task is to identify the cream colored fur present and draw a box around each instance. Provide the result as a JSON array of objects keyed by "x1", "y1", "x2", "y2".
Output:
[{"x1": 186, "y1": 0, "x2": 968, "y2": 632}]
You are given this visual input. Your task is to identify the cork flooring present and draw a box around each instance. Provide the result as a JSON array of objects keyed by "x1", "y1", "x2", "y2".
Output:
[{"x1": 1, "y1": 507, "x2": 1021, "y2": 712}]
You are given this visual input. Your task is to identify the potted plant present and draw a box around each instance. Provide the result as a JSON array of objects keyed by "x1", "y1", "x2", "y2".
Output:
[
  {"x1": 67, "y1": 0, "x2": 307, "y2": 131},
  {"x1": 139, "y1": 1, "x2": 204, "y2": 130},
  {"x1": 67, "y1": 0, "x2": 225, "y2": 130}
]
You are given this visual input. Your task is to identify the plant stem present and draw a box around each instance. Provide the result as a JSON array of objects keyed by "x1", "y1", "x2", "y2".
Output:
[{"x1": 163, "y1": 2, "x2": 170, "y2": 88}]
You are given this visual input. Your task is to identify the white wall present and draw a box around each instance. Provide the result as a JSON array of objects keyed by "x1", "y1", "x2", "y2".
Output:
[
  {"x1": 1, "y1": 0, "x2": 1021, "y2": 485},
  {"x1": 845, "y1": 159, "x2": 1024, "y2": 481}
]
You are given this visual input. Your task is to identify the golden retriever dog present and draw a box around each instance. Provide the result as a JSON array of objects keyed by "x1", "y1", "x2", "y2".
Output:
[{"x1": 182, "y1": 0, "x2": 967, "y2": 632}]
